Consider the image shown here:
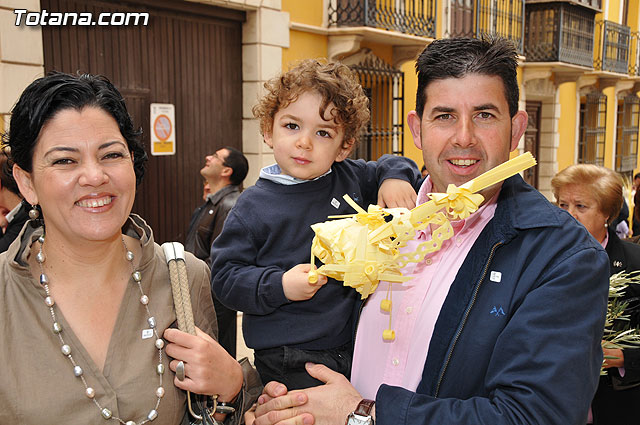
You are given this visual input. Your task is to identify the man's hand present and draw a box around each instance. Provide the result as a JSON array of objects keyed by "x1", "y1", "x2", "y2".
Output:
[
  {"x1": 602, "y1": 345, "x2": 624, "y2": 368},
  {"x1": 378, "y1": 178, "x2": 418, "y2": 209},
  {"x1": 283, "y1": 264, "x2": 328, "y2": 301},
  {"x1": 252, "y1": 363, "x2": 363, "y2": 425}
]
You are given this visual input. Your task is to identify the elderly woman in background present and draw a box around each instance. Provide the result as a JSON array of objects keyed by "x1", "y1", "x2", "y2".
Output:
[
  {"x1": 0, "y1": 72, "x2": 254, "y2": 424},
  {"x1": 552, "y1": 164, "x2": 640, "y2": 425}
]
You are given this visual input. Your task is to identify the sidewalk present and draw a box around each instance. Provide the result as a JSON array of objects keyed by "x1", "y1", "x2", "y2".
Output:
[{"x1": 236, "y1": 312, "x2": 254, "y2": 364}]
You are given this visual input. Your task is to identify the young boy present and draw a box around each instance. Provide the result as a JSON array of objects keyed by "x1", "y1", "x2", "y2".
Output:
[{"x1": 210, "y1": 59, "x2": 421, "y2": 389}]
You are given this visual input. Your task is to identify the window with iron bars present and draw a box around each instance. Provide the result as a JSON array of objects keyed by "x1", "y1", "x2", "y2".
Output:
[
  {"x1": 578, "y1": 92, "x2": 607, "y2": 165},
  {"x1": 349, "y1": 54, "x2": 405, "y2": 160},
  {"x1": 615, "y1": 95, "x2": 640, "y2": 178},
  {"x1": 447, "y1": 0, "x2": 525, "y2": 53}
]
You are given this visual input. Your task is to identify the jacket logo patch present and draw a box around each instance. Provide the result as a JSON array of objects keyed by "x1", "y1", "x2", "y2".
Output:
[
  {"x1": 490, "y1": 271, "x2": 502, "y2": 283},
  {"x1": 490, "y1": 306, "x2": 505, "y2": 317},
  {"x1": 613, "y1": 260, "x2": 623, "y2": 268},
  {"x1": 331, "y1": 198, "x2": 340, "y2": 209}
]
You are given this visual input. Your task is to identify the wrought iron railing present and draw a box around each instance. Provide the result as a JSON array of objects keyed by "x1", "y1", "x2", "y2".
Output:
[
  {"x1": 476, "y1": 0, "x2": 525, "y2": 52},
  {"x1": 524, "y1": 3, "x2": 595, "y2": 67},
  {"x1": 350, "y1": 53, "x2": 405, "y2": 160},
  {"x1": 328, "y1": 0, "x2": 436, "y2": 38},
  {"x1": 447, "y1": 0, "x2": 524, "y2": 53},
  {"x1": 615, "y1": 95, "x2": 640, "y2": 173},
  {"x1": 448, "y1": 0, "x2": 474, "y2": 38},
  {"x1": 578, "y1": 92, "x2": 607, "y2": 166},
  {"x1": 594, "y1": 19, "x2": 631, "y2": 74},
  {"x1": 631, "y1": 31, "x2": 640, "y2": 76},
  {"x1": 570, "y1": 0, "x2": 601, "y2": 10}
]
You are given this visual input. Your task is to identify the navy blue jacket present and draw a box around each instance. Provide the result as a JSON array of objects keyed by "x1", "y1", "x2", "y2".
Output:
[
  {"x1": 211, "y1": 156, "x2": 421, "y2": 351},
  {"x1": 374, "y1": 175, "x2": 610, "y2": 425}
]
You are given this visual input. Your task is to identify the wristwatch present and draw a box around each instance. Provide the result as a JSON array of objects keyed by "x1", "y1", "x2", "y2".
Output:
[{"x1": 345, "y1": 399, "x2": 375, "y2": 425}]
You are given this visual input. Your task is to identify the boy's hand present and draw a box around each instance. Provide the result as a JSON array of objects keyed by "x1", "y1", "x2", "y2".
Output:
[
  {"x1": 283, "y1": 264, "x2": 328, "y2": 301},
  {"x1": 378, "y1": 178, "x2": 418, "y2": 209}
]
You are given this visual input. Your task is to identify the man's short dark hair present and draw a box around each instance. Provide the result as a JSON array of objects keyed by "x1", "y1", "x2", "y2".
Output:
[
  {"x1": 634, "y1": 173, "x2": 640, "y2": 181},
  {"x1": 223, "y1": 146, "x2": 249, "y2": 186},
  {"x1": 415, "y1": 37, "x2": 520, "y2": 118}
]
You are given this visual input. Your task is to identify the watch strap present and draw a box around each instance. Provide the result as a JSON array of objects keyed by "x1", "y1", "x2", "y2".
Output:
[{"x1": 355, "y1": 399, "x2": 375, "y2": 417}]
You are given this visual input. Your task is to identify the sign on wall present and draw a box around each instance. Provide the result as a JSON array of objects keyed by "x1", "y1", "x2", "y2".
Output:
[{"x1": 150, "y1": 103, "x2": 176, "y2": 156}]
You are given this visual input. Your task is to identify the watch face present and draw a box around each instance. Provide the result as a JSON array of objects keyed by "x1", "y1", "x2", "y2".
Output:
[{"x1": 347, "y1": 413, "x2": 373, "y2": 425}]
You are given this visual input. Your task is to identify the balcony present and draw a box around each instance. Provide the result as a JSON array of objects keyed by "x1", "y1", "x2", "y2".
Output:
[
  {"x1": 594, "y1": 20, "x2": 631, "y2": 74},
  {"x1": 328, "y1": 0, "x2": 436, "y2": 38},
  {"x1": 629, "y1": 31, "x2": 639, "y2": 76},
  {"x1": 526, "y1": 0, "x2": 600, "y2": 10},
  {"x1": 524, "y1": 2, "x2": 595, "y2": 68},
  {"x1": 447, "y1": 0, "x2": 525, "y2": 53}
]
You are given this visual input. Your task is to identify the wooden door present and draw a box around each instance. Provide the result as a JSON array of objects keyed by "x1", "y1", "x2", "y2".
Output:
[
  {"x1": 450, "y1": 0, "x2": 475, "y2": 37},
  {"x1": 41, "y1": 0, "x2": 244, "y2": 243},
  {"x1": 524, "y1": 101, "x2": 541, "y2": 188}
]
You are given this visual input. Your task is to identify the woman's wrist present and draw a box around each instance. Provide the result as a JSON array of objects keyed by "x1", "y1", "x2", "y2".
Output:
[
  {"x1": 211, "y1": 375, "x2": 243, "y2": 424},
  {"x1": 217, "y1": 358, "x2": 243, "y2": 402}
]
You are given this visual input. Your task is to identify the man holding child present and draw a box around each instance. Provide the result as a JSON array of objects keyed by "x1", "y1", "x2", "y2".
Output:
[{"x1": 249, "y1": 37, "x2": 610, "y2": 425}]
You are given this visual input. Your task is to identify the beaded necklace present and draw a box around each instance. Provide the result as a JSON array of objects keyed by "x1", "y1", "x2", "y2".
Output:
[{"x1": 36, "y1": 233, "x2": 166, "y2": 425}]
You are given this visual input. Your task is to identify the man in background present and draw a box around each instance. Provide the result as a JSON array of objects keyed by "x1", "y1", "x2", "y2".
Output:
[
  {"x1": 0, "y1": 151, "x2": 28, "y2": 253},
  {"x1": 185, "y1": 146, "x2": 249, "y2": 357}
]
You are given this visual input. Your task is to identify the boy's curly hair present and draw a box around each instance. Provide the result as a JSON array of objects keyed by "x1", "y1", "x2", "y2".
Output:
[{"x1": 252, "y1": 59, "x2": 370, "y2": 145}]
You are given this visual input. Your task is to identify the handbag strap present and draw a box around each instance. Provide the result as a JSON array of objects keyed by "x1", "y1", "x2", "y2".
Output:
[
  {"x1": 162, "y1": 242, "x2": 211, "y2": 423},
  {"x1": 162, "y1": 242, "x2": 196, "y2": 335},
  {"x1": 161, "y1": 243, "x2": 255, "y2": 425}
]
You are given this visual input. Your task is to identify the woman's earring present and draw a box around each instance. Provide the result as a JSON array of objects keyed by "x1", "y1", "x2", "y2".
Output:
[
  {"x1": 28, "y1": 204, "x2": 40, "y2": 220},
  {"x1": 25, "y1": 202, "x2": 44, "y2": 229}
]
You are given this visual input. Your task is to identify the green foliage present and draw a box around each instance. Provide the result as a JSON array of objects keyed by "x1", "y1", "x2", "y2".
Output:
[{"x1": 602, "y1": 271, "x2": 640, "y2": 374}]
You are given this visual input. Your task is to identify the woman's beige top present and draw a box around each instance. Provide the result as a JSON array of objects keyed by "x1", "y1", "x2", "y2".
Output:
[{"x1": 0, "y1": 214, "x2": 217, "y2": 425}]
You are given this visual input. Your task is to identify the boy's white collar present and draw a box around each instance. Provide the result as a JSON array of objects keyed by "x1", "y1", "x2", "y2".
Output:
[{"x1": 260, "y1": 164, "x2": 332, "y2": 185}]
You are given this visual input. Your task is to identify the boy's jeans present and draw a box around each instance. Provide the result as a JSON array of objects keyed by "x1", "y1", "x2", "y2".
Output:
[{"x1": 254, "y1": 342, "x2": 352, "y2": 390}]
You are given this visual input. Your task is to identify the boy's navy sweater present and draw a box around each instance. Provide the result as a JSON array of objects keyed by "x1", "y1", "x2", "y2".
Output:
[{"x1": 210, "y1": 156, "x2": 421, "y2": 350}]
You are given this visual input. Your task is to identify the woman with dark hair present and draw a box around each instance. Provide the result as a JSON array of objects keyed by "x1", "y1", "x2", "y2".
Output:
[
  {"x1": 552, "y1": 164, "x2": 640, "y2": 424},
  {"x1": 0, "y1": 72, "x2": 254, "y2": 424}
]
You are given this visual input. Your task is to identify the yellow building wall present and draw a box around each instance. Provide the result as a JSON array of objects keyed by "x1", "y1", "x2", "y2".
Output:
[
  {"x1": 435, "y1": 0, "x2": 444, "y2": 37},
  {"x1": 513, "y1": 66, "x2": 524, "y2": 160},
  {"x1": 402, "y1": 60, "x2": 423, "y2": 166},
  {"x1": 606, "y1": 0, "x2": 621, "y2": 21},
  {"x1": 593, "y1": 13, "x2": 603, "y2": 65},
  {"x1": 282, "y1": 30, "x2": 328, "y2": 69},
  {"x1": 604, "y1": 85, "x2": 616, "y2": 168},
  {"x1": 281, "y1": 0, "x2": 328, "y2": 68},
  {"x1": 360, "y1": 42, "x2": 394, "y2": 64},
  {"x1": 557, "y1": 82, "x2": 578, "y2": 171},
  {"x1": 630, "y1": 0, "x2": 640, "y2": 27},
  {"x1": 282, "y1": 0, "x2": 324, "y2": 27}
]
